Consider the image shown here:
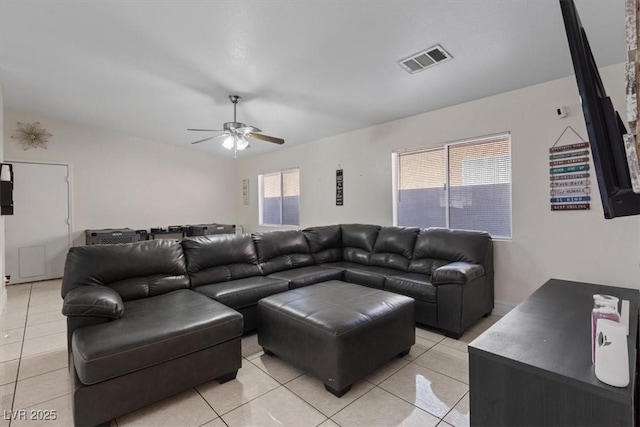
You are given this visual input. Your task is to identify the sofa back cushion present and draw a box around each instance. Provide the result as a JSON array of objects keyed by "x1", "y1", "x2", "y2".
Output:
[
  {"x1": 370, "y1": 226, "x2": 419, "y2": 271},
  {"x1": 302, "y1": 225, "x2": 342, "y2": 264},
  {"x1": 252, "y1": 230, "x2": 314, "y2": 275},
  {"x1": 181, "y1": 234, "x2": 262, "y2": 287},
  {"x1": 61, "y1": 240, "x2": 189, "y2": 301},
  {"x1": 409, "y1": 228, "x2": 492, "y2": 274},
  {"x1": 341, "y1": 224, "x2": 381, "y2": 265}
]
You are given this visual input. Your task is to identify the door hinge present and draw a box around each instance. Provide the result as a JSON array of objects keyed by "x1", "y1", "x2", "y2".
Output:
[
  {"x1": 66, "y1": 218, "x2": 71, "y2": 225},
  {"x1": 66, "y1": 175, "x2": 70, "y2": 183}
]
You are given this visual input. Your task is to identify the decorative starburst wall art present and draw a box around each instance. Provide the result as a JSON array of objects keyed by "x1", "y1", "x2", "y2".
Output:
[{"x1": 11, "y1": 122, "x2": 52, "y2": 150}]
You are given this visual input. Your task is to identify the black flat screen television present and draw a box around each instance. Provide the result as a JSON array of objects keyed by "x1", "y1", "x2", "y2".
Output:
[{"x1": 560, "y1": 0, "x2": 640, "y2": 219}]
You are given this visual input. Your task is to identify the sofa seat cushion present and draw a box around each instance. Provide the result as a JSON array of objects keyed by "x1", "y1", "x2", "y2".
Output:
[
  {"x1": 267, "y1": 266, "x2": 343, "y2": 289},
  {"x1": 194, "y1": 276, "x2": 289, "y2": 309},
  {"x1": 385, "y1": 273, "x2": 437, "y2": 303},
  {"x1": 321, "y1": 261, "x2": 366, "y2": 271},
  {"x1": 71, "y1": 289, "x2": 243, "y2": 385},
  {"x1": 344, "y1": 266, "x2": 403, "y2": 289}
]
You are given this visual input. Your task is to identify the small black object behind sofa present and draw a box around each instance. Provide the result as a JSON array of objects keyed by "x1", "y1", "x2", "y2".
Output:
[{"x1": 61, "y1": 224, "x2": 492, "y2": 426}]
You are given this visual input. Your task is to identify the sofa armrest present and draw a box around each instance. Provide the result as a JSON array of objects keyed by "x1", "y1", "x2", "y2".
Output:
[
  {"x1": 62, "y1": 285, "x2": 125, "y2": 319},
  {"x1": 432, "y1": 262, "x2": 484, "y2": 286}
]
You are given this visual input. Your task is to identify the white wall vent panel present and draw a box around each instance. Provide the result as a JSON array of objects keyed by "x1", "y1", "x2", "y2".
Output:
[{"x1": 18, "y1": 245, "x2": 46, "y2": 278}]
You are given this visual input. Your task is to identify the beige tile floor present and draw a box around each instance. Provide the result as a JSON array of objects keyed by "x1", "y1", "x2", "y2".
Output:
[{"x1": 0, "y1": 280, "x2": 501, "y2": 427}]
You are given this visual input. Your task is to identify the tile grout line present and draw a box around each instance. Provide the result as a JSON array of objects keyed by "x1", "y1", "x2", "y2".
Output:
[
  {"x1": 375, "y1": 357, "x2": 472, "y2": 423},
  {"x1": 326, "y1": 383, "x2": 379, "y2": 423},
  {"x1": 243, "y1": 334, "x2": 470, "y2": 425},
  {"x1": 8, "y1": 282, "x2": 33, "y2": 427},
  {"x1": 9, "y1": 346, "x2": 68, "y2": 382},
  {"x1": 279, "y1": 376, "x2": 347, "y2": 420},
  {"x1": 218, "y1": 384, "x2": 285, "y2": 421},
  {"x1": 412, "y1": 344, "x2": 471, "y2": 386},
  {"x1": 373, "y1": 381, "x2": 446, "y2": 425},
  {"x1": 439, "y1": 390, "x2": 469, "y2": 426},
  {"x1": 263, "y1": 382, "x2": 328, "y2": 426},
  {"x1": 218, "y1": 359, "x2": 331, "y2": 423},
  {"x1": 195, "y1": 411, "x2": 228, "y2": 427},
  {"x1": 212, "y1": 378, "x2": 285, "y2": 418},
  {"x1": 193, "y1": 386, "x2": 224, "y2": 423},
  {"x1": 6, "y1": 283, "x2": 71, "y2": 420},
  {"x1": 372, "y1": 360, "x2": 448, "y2": 422},
  {"x1": 19, "y1": 332, "x2": 69, "y2": 360},
  {"x1": 245, "y1": 354, "x2": 304, "y2": 386},
  {"x1": 313, "y1": 417, "x2": 330, "y2": 427},
  {"x1": 7, "y1": 368, "x2": 70, "y2": 411},
  {"x1": 245, "y1": 354, "x2": 357, "y2": 421}
]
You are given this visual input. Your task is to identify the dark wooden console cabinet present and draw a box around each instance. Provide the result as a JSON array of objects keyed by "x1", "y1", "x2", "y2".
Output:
[{"x1": 469, "y1": 279, "x2": 638, "y2": 426}]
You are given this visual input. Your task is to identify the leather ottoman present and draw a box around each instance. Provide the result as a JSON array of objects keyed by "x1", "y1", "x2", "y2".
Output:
[{"x1": 257, "y1": 280, "x2": 415, "y2": 396}]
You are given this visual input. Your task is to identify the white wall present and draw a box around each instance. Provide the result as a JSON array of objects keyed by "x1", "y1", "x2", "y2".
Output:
[
  {"x1": 236, "y1": 62, "x2": 640, "y2": 307},
  {"x1": 0, "y1": 85, "x2": 6, "y2": 313},
  {"x1": 3, "y1": 109, "x2": 236, "y2": 247}
]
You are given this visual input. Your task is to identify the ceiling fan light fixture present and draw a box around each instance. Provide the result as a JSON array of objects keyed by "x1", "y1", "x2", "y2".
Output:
[
  {"x1": 188, "y1": 94, "x2": 284, "y2": 148},
  {"x1": 236, "y1": 135, "x2": 250, "y2": 150},
  {"x1": 222, "y1": 135, "x2": 235, "y2": 150}
]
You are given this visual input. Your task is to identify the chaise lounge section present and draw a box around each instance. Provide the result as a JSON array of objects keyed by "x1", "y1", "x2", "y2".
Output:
[{"x1": 61, "y1": 240, "x2": 243, "y2": 427}]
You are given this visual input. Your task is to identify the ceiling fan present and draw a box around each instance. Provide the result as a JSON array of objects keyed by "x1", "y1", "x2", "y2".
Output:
[{"x1": 188, "y1": 95, "x2": 284, "y2": 155}]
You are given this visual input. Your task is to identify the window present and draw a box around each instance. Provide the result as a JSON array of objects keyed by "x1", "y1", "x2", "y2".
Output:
[
  {"x1": 394, "y1": 133, "x2": 511, "y2": 238},
  {"x1": 259, "y1": 168, "x2": 300, "y2": 226}
]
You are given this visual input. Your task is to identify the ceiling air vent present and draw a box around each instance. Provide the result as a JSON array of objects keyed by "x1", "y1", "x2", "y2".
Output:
[{"x1": 398, "y1": 45, "x2": 452, "y2": 74}]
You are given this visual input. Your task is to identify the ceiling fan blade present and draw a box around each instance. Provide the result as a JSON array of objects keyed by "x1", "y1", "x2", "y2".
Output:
[
  {"x1": 191, "y1": 136, "x2": 216, "y2": 145},
  {"x1": 249, "y1": 133, "x2": 285, "y2": 145},
  {"x1": 191, "y1": 132, "x2": 231, "y2": 145},
  {"x1": 187, "y1": 128, "x2": 223, "y2": 132},
  {"x1": 236, "y1": 126, "x2": 262, "y2": 134}
]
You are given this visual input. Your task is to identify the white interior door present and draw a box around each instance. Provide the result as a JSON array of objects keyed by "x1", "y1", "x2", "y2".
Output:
[{"x1": 5, "y1": 162, "x2": 71, "y2": 284}]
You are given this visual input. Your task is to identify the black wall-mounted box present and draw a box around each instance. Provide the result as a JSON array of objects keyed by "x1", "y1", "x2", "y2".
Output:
[{"x1": 1, "y1": 163, "x2": 14, "y2": 216}]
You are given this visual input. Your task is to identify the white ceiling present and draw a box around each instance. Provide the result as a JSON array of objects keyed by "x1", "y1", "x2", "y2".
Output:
[{"x1": 0, "y1": 0, "x2": 626, "y2": 158}]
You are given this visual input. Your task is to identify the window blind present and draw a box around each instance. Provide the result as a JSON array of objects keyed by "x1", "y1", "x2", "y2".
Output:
[
  {"x1": 260, "y1": 168, "x2": 300, "y2": 226},
  {"x1": 396, "y1": 134, "x2": 511, "y2": 238},
  {"x1": 397, "y1": 147, "x2": 446, "y2": 228},
  {"x1": 282, "y1": 169, "x2": 300, "y2": 226},
  {"x1": 448, "y1": 137, "x2": 511, "y2": 238}
]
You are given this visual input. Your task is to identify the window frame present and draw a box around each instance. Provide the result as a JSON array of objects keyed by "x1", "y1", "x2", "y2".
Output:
[
  {"x1": 392, "y1": 132, "x2": 512, "y2": 240},
  {"x1": 258, "y1": 167, "x2": 300, "y2": 227}
]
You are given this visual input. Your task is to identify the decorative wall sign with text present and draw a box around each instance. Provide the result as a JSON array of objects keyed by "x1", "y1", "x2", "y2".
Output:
[
  {"x1": 242, "y1": 179, "x2": 250, "y2": 205},
  {"x1": 549, "y1": 127, "x2": 591, "y2": 211},
  {"x1": 336, "y1": 169, "x2": 343, "y2": 206}
]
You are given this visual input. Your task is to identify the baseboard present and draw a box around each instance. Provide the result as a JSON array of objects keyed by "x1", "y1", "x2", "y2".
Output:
[{"x1": 493, "y1": 299, "x2": 517, "y2": 317}]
